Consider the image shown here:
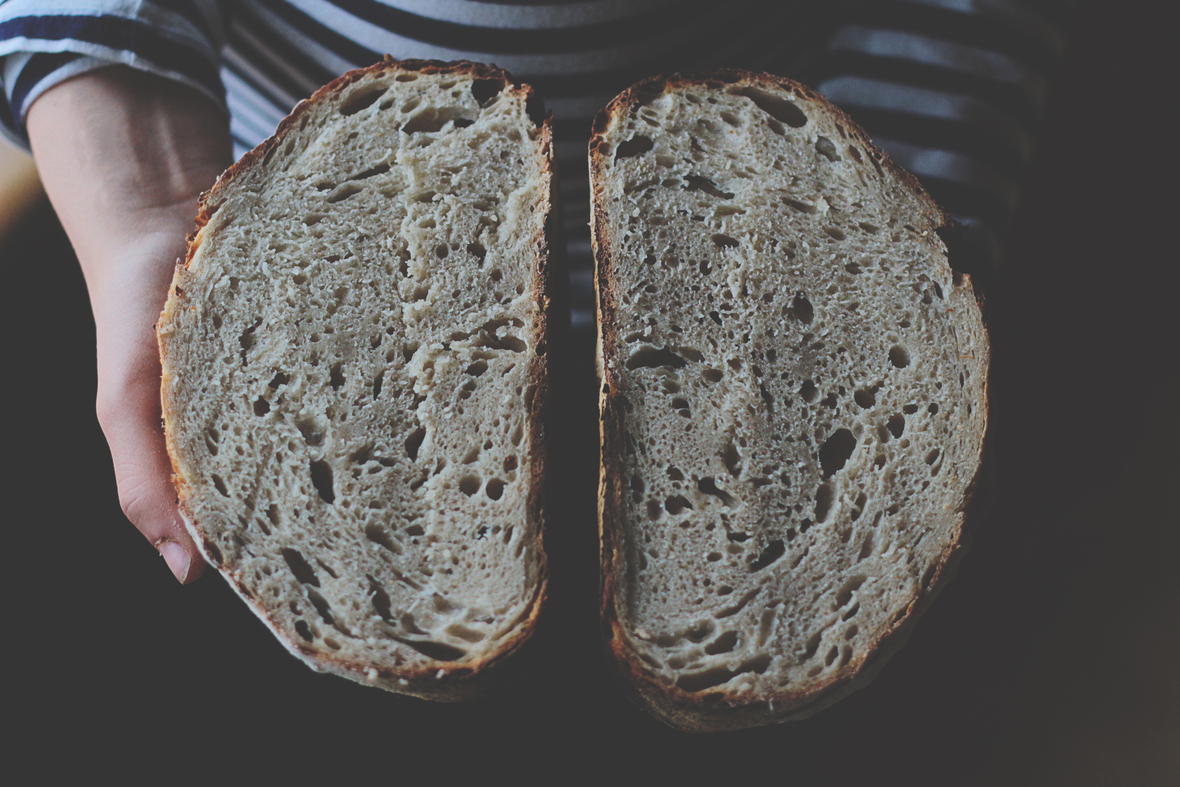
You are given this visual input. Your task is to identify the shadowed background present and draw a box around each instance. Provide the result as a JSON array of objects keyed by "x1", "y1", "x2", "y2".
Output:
[{"x1": 3, "y1": 2, "x2": 1175, "y2": 783}]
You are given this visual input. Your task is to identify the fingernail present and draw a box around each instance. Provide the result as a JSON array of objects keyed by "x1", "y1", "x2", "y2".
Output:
[{"x1": 158, "y1": 540, "x2": 191, "y2": 583}]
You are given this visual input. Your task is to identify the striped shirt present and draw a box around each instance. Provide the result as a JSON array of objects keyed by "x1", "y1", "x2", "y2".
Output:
[{"x1": 0, "y1": 0, "x2": 1072, "y2": 326}]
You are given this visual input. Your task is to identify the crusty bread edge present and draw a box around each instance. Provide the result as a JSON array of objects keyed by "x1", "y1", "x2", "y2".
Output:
[
  {"x1": 589, "y1": 70, "x2": 991, "y2": 732},
  {"x1": 158, "y1": 57, "x2": 557, "y2": 701}
]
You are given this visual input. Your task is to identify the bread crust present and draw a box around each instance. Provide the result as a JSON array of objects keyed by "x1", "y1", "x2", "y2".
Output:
[
  {"x1": 590, "y1": 70, "x2": 990, "y2": 731},
  {"x1": 159, "y1": 57, "x2": 557, "y2": 701}
]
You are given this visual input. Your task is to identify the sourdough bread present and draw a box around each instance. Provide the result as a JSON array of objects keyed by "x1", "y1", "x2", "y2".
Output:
[
  {"x1": 158, "y1": 59, "x2": 556, "y2": 700},
  {"x1": 591, "y1": 71, "x2": 988, "y2": 731}
]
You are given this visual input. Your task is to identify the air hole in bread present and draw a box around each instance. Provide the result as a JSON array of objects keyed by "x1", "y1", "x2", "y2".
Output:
[
  {"x1": 627, "y1": 345, "x2": 687, "y2": 370},
  {"x1": 782, "y1": 197, "x2": 816, "y2": 214},
  {"x1": 722, "y1": 443, "x2": 741, "y2": 477},
  {"x1": 685, "y1": 176, "x2": 734, "y2": 200},
  {"x1": 705, "y1": 630, "x2": 739, "y2": 655},
  {"x1": 404, "y1": 107, "x2": 473, "y2": 134},
  {"x1": 737, "y1": 87, "x2": 808, "y2": 127},
  {"x1": 404, "y1": 639, "x2": 466, "y2": 662},
  {"x1": 835, "y1": 575, "x2": 866, "y2": 608},
  {"x1": 799, "y1": 380, "x2": 818, "y2": 403},
  {"x1": 296, "y1": 417, "x2": 324, "y2": 447},
  {"x1": 887, "y1": 414, "x2": 906, "y2": 439},
  {"x1": 363, "y1": 524, "x2": 401, "y2": 555},
  {"x1": 447, "y1": 623, "x2": 486, "y2": 643},
  {"x1": 326, "y1": 183, "x2": 363, "y2": 203},
  {"x1": 698, "y1": 477, "x2": 735, "y2": 506},
  {"x1": 825, "y1": 227, "x2": 846, "y2": 241},
  {"x1": 789, "y1": 293, "x2": 814, "y2": 323},
  {"x1": 749, "y1": 540, "x2": 785, "y2": 572},
  {"x1": 366, "y1": 576, "x2": 394, "y2": 621},
  {"x1": 850, "y1": 492, "x2": 868, "y2": 522},
  {"x1": 328, "y1": 362, "x2": 345, "y2": 390},
  {"x1": 309, "y1": 461, "x2": 335, "y2": 504},
  {"x1": 404, "y1": 427, "x2": 426, "y2": 461},
  {"x1": 815, "y1": 136, "x2": 840, "y2": 161},
  {"x1": 307, "y1": 588, "x2": 337, "y2": 628},
  {"x1": 889, "y1": 345, "x2": 910, "y2": 368},
  {"x1": 281, "y1": 548, "x2": 319, "y2": 586},
  {"x1": 665, "y1": 495, "x2": 693, "y2": 515},
  {"x1": 716, "y1": 588, "x2": 759, "y2": 619},
  {"x1": 238, "y1": 318, "x2": 263, "y2": 364},
  {"x1": 824, "y1": 645, "x2": 840, "y2": 666},
  {"x1": 486, "y1": 479, "x2": 505, "y2": 500},
  {"x1": 616, "y1": 135, "x2": 655, "y2": 159},
  {"x1": 854, "y1": 385, "x2": 878, "y2": 408},
  {"x1": 819, "y1": 429, "x2": 856, "y2": 478},
  {"x1": 469, "y1": 78, "x2": 504, "y2": 107},
  {"x1": 339, "y1": 85, "x2": 388, "y2": 116},
  {"x1": 459, "y1": 474, "x2": 481, "y2": 496}
]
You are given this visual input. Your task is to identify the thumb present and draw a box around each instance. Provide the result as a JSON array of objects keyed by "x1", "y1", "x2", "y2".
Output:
[{"x1": 98, "y1": 373, "x2": 206, "y2": 584}]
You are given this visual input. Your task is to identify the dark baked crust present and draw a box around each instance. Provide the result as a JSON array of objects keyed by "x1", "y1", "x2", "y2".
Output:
[
  {"x1": 590, "y1": 70, "x2": 990, "y2": 732},
  {"x1": 159, "y1": 57, "x2": 556, "y2": 701}
]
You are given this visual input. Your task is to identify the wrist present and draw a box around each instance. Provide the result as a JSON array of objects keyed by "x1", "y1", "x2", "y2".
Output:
[{"x1": 27, "y1": 65, "x2": 230, "y2": 272}]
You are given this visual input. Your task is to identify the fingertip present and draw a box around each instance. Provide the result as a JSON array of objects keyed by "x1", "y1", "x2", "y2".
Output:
[{"x1": 158, "y1": 539, "x2": 192, "y2": 583}]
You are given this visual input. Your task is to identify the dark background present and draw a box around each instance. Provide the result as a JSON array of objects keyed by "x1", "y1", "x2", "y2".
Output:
[{"x1": 4, "y1": 2, "x2": 1175, "y2": 783}]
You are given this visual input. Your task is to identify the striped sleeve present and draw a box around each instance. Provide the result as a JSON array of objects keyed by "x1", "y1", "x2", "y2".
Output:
[{"x1": 0, "y1": 0, "x2": 227, "y2": 147}]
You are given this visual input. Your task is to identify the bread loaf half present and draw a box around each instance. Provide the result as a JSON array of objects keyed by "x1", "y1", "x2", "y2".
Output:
[
  {"x1": 158, "y1": 59, "x2": 556, "y2": 700},
  {"x1": 591, "y1": 72, "x2": 988, "y2": 731}
]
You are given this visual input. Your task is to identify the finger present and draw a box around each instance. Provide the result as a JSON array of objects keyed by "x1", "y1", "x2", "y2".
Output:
[{"x1": 98, "y1": 370, "x2": 206, "y2": 584}]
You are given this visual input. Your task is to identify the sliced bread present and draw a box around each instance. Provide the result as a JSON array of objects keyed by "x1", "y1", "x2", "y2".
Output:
[
  {"x1": 590, "y1": 71, "x2": 988, "y2": 731},
  {"x1": 158, "y1": 58, "x2": 556, "y2": 700}
]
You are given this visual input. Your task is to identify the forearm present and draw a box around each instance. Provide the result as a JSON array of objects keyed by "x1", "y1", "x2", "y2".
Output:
[
  {"x1": 28, "y1": 65, "x2": 231, "y2": 259},
  {"x1": 28, "y1": 66, "x2": 231, "y2": 347}
]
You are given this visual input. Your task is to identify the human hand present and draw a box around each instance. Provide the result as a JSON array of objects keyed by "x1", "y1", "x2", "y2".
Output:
[{"x1": 27, "y1": 67, "x2": 232, "y2": 582}]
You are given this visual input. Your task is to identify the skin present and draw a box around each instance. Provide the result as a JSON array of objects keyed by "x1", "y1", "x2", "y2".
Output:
[{"x1": 27, "y1": 66, "x2": 233, "y2": 582}]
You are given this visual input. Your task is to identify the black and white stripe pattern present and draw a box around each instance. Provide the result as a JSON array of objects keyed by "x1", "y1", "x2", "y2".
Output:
[
  {"x1": 805, "y1": 0, "x2": 1073, "y2": 281},
  {"x1": 1, "y1": 0, "x2": 1072, "y2": 324}
]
